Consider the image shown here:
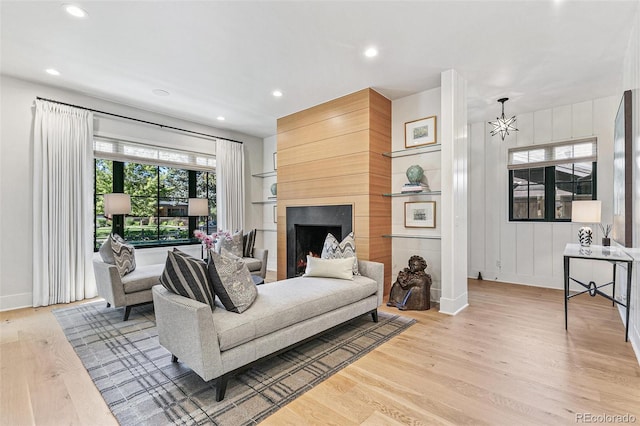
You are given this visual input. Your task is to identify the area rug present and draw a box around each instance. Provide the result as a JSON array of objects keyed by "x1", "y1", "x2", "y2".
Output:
[{"x1": 53, "y1": 301, "x2": 415, "y2": 425}]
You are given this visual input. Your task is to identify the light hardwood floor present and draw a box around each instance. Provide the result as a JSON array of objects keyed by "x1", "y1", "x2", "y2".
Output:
[{"x1": 2, "y1": 278, "x2": 639, "y2": 425}]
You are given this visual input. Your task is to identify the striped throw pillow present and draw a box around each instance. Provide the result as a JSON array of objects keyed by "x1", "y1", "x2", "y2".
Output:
[
  {"x1": 243, "y1": 229, "x2": 256, "y2": 257},
  {"x1": 160, "y1": 249, "x2": 216, "y2": 308},
  {"x1": 321, "y1": 232, "x2": 359, "y2": 276},
  {"x1": 110, "y1": 236, "x2": 136, "y2": 277}
]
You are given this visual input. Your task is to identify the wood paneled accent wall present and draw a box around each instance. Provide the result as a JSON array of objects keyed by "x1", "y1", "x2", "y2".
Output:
[{"x1": 276, "y1": 88, "x2": 392, "y2": 294}]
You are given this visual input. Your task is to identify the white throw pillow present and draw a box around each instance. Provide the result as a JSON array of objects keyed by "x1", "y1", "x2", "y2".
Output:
[{"x1": 303, "y1": 256, "x2": 354, "y2": 280}]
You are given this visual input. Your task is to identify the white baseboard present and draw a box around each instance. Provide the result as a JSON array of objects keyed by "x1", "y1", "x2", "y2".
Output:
[
  {"x1": 618, "y1": 304, "x2": 640, "y2": 366},
  {"x1": 439, "y1": 292, "x2": 469, "y2": 315},
  {"x1": 0, "y1": 292, "x2": 32, "y2": 312}
]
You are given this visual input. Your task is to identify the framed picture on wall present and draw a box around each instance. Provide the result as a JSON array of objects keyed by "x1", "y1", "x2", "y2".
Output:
[
  {"x1": 405, "y1": 116, "x2": 437, "y2": 148},
  {"x1": 273, "y1": 205, "x2": 277, "y2": 223},
  {"x1": 405, "y1": 201, "x2": 436, "y2": 228},
  {"x1": 273, "y1": 152, "x2": 278, "y2": 170}
]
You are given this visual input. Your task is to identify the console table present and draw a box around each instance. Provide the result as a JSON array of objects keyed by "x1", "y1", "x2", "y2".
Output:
[{"x1": 563, "y1": 243, "x2": 633, "y2": 341}]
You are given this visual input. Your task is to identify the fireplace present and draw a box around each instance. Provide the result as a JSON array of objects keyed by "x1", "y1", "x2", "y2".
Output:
[{"x1": 286, "y1": 205, "x2": 353, "y2": 278}]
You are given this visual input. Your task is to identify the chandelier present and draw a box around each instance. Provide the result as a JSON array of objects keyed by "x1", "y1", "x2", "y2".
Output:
[{"x1": 489, "y1": 98, "x2": 518, "y2": 141}]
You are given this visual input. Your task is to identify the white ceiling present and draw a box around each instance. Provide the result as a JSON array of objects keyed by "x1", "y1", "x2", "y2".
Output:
[{"x1": 1, "y1": 1, "x2": 638, "y2": 139}]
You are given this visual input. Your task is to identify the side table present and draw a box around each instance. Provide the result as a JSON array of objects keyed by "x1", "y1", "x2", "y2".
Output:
[{"x1": 563, "y1": 243, "x2": 633, "y2": 341}]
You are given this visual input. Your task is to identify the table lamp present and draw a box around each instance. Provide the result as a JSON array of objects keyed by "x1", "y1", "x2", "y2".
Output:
[
  {"x1": 571, "y1": 200, "x2": 601, "y2": 247},
  {"x1": 188, "y1": 198, "x2": 209, "y2": 258},
  {"x1": 104, "y1": 193, "x2": 131, "y2": 237}
]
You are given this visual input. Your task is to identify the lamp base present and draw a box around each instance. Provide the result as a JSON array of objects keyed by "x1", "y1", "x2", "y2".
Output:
[{"x1": 578, "y1": 226, "x2": 593, "y2": 247}]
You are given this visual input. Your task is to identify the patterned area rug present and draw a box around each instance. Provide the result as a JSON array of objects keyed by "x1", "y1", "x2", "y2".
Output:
[{"x1": 53, "y1": 301, "x2": 415, "y2": 425}]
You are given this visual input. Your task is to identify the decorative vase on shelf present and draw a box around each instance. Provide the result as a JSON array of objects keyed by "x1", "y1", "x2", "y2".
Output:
[
  {"x1": 270, "y1": 183, "x2": 277, "y2": 196},
  {"x1": 406, "y1": 165, "x2": 424, "y2": 185}
]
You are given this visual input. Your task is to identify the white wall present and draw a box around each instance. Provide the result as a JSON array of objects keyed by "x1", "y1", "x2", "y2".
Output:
[
  {"x1": 0, "y1": 75, "x2": 263, "y2": 311},
  {"x1": 468, "y1": 95, "x2": 618, "y2": 293},
  {"x1": 391, "y1": 87, "x2": 442, "y2": 302},
  {"x1": 622, "y1": 4, "x2": 640, "y2": 362}
]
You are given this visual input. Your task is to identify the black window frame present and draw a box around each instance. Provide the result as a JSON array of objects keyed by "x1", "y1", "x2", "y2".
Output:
[
  {"x1": 509, "y1": 161, "x2": 597, "y2": 222},
  {"x1": 94, "y1": 159, "x2": 216, "y2": 250}
]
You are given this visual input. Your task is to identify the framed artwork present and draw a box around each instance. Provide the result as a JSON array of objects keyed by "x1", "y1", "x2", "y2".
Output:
[
  {"x1": 273, "y1": 205, "x2": 277, "y2": 223},
  {"x1": 405, "y1": 116, "x2": 437, "y2": 148},
  {"x1": 405, "y1": 201, "x2": 436, "y2": 228},
  {"x1": 273, "y1": 152, "x2": 278, "y2": 170}
]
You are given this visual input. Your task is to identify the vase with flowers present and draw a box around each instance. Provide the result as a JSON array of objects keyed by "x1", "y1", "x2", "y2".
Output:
[{"x1": 193, "y1": 229, "x2": 233, "y2": 259}]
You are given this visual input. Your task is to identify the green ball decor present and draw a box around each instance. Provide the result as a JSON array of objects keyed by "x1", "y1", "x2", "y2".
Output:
[{"x1": 406, "y1": 165, "x2": 424, "y2": 184}]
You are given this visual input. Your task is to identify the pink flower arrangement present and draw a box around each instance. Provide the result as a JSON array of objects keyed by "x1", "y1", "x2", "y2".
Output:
[{"x1": 193, "y1": 229, "x2": 233, "y2": 249}]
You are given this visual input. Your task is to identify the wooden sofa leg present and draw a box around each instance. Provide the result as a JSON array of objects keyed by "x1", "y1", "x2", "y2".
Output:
[
  {"x1": 123, "y1": 306, "x2": 132, "y2": 321},
  {"x1": 215, "y1": 374, "x2": 230, "y2": 401},
  {"x1": 171, "y1": 355, "x2": 178, "y2": 363},
  {"x1": 371, "y1": 309, "x2": 379, "y2": 323}
]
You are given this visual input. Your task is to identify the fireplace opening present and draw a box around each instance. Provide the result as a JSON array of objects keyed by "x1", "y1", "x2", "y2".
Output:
[
  {"x1": 286, "y1": 205, "x2": 353, "y2": 278},
  {"x1": 294, "y1": 225, "x2": 341, "y2": 276}
]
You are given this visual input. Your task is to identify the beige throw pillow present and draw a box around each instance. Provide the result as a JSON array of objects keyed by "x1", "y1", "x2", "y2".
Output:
[{"x1": 303, "y1": 256, "x2": 354, "y2": 280}]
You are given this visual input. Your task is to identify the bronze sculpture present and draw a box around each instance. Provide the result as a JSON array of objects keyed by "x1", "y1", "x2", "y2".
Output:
[{"x1": 387, "y1": 255, "x2": 432, "y2": 311}]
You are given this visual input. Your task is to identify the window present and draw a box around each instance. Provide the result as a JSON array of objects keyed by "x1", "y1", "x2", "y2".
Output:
[
  {"x1": 508, "y1": 138, "x2": 597, "y2": 222},
  {"x1": 94, "y1": 138, "x2": 216, "y2": 249}
]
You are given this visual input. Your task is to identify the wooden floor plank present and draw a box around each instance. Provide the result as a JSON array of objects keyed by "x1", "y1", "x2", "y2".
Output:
[{"x1": 0, "y1": 279, "x2": 639, "y2": 425}]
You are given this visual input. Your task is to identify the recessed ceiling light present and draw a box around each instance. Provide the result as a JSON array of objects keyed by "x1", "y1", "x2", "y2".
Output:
[
  {"x1": 272, "y1": 90, "x2": 283, "y2": 97},
  {"x1": 63, "y1": 4, "x2": 88, "y2": 18},
  {"x1": 217, "y1": 116, "x2": 225, "y2": 121},
  {"x1": 46, "y1": 68, "x2": 61, "y2": 76},
  {"x1": 152, "y1": 89, "x2": 170, "y2": 97},
  {"x1": 364, "y1": 47, "x2": 378, "y2": 58}
]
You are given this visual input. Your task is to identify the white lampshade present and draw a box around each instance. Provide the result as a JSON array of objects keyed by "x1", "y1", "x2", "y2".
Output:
[
  {"x1": 188, "y1": 198, "x2": 209, "y2": 216},
  {"x1": 571, "y1": 200, "x2": 601, "y2": 223},
  {"x1": 104, "y1": 193, "x2": 131, "y2": 215}
]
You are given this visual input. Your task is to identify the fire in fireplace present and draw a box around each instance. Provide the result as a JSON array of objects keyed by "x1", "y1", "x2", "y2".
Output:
[{"x1": 294, "y1": 225, "x2": 341, "y2": 276}]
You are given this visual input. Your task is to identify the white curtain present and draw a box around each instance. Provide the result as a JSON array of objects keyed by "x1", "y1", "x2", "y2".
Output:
[
  {"x1": 33, "y1": 100, "x2": 96, "y2": 306},
  {"x1": 216, "y1": 139, "x2": 245, "y2": 232}
]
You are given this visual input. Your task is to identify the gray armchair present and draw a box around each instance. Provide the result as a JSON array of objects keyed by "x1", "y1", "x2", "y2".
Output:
[
  {"x1": 240, "y1": 248, "x2": 268, "y2": 278},
  {"x1": 92, "y1": 258, "x2": 163, "y2": 320}
]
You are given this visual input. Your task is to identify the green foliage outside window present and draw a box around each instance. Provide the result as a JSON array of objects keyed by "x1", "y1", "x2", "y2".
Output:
[{"x1": 94, "y1": 159, "x2": 216, "y2": 249}]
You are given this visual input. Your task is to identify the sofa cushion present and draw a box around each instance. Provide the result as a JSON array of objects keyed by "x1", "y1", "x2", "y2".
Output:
[
  {"x1": 321, "y1": 232, "x2": 359, "y2": 275},
  {"x1": 303, "y1": 256, "x2": 353, "y2": 280},
  {"x1": 111, "y1": 236, "x2": 136, "y2": 277},
  {"x1": 121, "y1": 263, "x2": 165, "y2": 294},
  {"x1": 160, "y1": 249, "x2": 216, "y2": 308},
  {"x1": 208, "y1": 251, "x2": 257, "y2": 313},
  {"x1": 212, "y1": 275, "x2": 377, "y2": 351}
]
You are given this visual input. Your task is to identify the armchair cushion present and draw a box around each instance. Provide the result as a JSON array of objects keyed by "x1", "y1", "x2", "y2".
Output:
[
  {"x1": 217, "y1": 230, "x2": 243, "y2": 257},
  {"x1": 99, "y1": 233, "x2": 125, "y2": 264},
  {"x1": 111, "y1": 237, "x2": 137, "y2": 277},
  {"x1": 243, "y1": 229, "x2": 256, "y2": 257},
  {"x1": 160, "y1": 249, "x2": 216, "y2": 308},
  {"x1": 121, "y1": 264, "x2": 165, "y2": 294}
]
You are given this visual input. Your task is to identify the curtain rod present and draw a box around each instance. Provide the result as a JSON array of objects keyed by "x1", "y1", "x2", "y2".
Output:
[{"x1": 35, "y1": 96, "x2": 243, "y2": 144}]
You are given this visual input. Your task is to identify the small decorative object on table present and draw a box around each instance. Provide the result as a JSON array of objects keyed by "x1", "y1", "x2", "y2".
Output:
[
  {"x1": 387, "y1": 255, "x2": 432, "y2": 310},
  {"x1": 600, "y1": 223, "x2": 612, "y2": 246}
]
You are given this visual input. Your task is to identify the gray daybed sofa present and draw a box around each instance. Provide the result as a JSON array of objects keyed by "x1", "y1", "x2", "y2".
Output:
[{"x1": 152, "y1": 259, "x2": 384, "y2": 401}]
